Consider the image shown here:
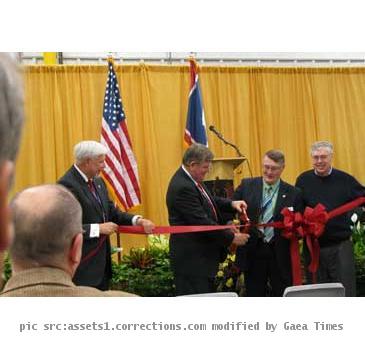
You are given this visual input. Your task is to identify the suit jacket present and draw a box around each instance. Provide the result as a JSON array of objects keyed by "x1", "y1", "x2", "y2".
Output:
[
  {"x1": 58, "y1": 166, "x2": 134, "y2": 287},
  {"x1": 0, "y1": 267, "x2": 136, "y2": 297},
  {"x1": 166, "y1": 167, "x2": 235, "y2": 278},
  {"x1": 233, "y1": 177, "x2": 303, "y2": 284}
]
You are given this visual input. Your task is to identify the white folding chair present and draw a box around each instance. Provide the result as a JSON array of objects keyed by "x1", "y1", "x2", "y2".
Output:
[{"x1": 283, "y1": 283, "x2": 345, "y2": 297}]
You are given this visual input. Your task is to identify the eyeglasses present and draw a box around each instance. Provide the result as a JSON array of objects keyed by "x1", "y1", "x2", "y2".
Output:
[
  {"x1": 263, "y1": 164, "x2": 282, "y2": 172},
  {"x1": 312, "y1": 154, "x2": 330, "y2": 161}
]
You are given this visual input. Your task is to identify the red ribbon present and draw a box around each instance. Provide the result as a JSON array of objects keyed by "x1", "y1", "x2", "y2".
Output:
[
  {"x1": 278, "y1": 208, "x2": 305, "y2": 285},
  {"x1": 116, "y1": 196, "x2": 365, "y2": 287},
  {"x1": 301, "y1": 197, "x2": 365, "y2": 283},
  {"x1": 301, "y1": 204, "x2": 329, "y2": 283},
  {"x1": 277, "y1": 197, "x2": 365, "y2": 285},
  {"x1": 118, "y1": 224, "x2": 238, "y2": 235}
]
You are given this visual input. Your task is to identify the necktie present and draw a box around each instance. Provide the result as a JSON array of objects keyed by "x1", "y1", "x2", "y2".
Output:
[
  {"x1": 261, "y1": 186, "x2": 274, "y2": 242},
  {"x1": 197, "y1": 182, "x2": 218, "y2": 221},
  {"x1": 88, "y1": 179, "x2": 106, "y2": 221},
  {"x1": 88, "y1": 179, "x2": 98, "y2": 201}
]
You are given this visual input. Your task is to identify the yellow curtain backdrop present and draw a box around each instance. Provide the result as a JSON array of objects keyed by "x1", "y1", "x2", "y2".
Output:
[{"x1": 14, "y1": 64, "x2": 365, "y2": 251}]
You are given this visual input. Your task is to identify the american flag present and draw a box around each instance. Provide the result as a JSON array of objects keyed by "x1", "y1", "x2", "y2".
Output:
[
  {"x1": 184, "y1": 58, "x2": 208, "y2": 146},
  {"x1": 101, "y1": 59, "x2": 141, "y2": 210}
]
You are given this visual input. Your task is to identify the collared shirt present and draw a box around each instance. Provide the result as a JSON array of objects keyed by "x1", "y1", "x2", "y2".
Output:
[
  {"x1": 181, "y1": 164, "x2": 197, "y2": 185},
  {"x1": 74, "y1": 163, "x2": 89, "y2": 183},
  {"x1": 181, "y1": 165, "x2": 219, "y2": 219},
  {"x1": 73, "y1": 164, "x2": 140, "y2": 238},
  {"x1": 262, "y1": 179, "x2": 280, "y2": 209},
  {"x1": 314, "y1": 167, "x2": 333, "y2": 177}
]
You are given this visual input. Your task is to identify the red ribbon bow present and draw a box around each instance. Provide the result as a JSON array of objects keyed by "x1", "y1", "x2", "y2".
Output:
[
  {"x1": 277, "y1": 204, "x2": 328, "y2": 285},
  {"x1": 301, "y1": 204, "x2": 329, "y2": 282},
  {"x1": 279, "y1": 208, "x2": 306, "y2": 285}
]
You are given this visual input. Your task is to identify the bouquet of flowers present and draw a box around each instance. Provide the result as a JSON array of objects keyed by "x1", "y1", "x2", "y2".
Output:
[{"x1": 215, "y1": 254, "x2": 245, "y2": 296}]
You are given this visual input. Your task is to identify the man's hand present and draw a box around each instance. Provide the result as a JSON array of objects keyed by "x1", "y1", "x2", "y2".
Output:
[
  {"x1": 137, "y1": 218, "x2": 155, "y2": 234},
  {"x1": 99, "y1": 222, "x2": 119, "y2": 235},
  {"x1": 232, "y1": 232, "x2": 250, "y2": 246},
  {"x1": 231, "y1": 200, "x2": 247, "y2": 212}
]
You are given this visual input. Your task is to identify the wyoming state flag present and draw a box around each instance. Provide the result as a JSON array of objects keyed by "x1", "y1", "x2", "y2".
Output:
[{"x1": 184, "y1": 59, "x2": 208, "y2": 146}]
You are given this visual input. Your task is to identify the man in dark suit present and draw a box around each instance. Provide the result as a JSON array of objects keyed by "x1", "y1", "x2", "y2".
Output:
[
  {"x1": 233, "y1": 150, "x2": 302, "y2": 297},
  {"x1": 166, "y1": 143, "x2": 250, "y2": 296},
  {"x1": 58, "y1": 140, "x2": 154, "y2": 291}
]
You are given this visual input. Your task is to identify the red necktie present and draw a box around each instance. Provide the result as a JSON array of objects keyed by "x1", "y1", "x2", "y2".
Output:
[
  {"x1": 197, "y1": 182, "x2": 218, "y2": 221},
  {"x1": 88, "y1": 179, "x2": 106, "y2": 221},
  {"x1": 88, "y1": 179, "x2": 97, "y2": 198}
]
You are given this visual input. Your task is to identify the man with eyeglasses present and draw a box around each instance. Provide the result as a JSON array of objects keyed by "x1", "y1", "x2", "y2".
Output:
[
  {"x1": 295, "y1": 141, "x2": 365, "y2": 296},
  {"x1": 233, "y1": 149, "x2": 303, "y2": 297}
]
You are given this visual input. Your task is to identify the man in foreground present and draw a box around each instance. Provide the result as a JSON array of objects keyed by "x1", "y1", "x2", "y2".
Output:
[
  {"x1": 1, "y1": 184, "x2": 135, "y2": 297},
  {"x1": 0, "y1": 54, "x2": 24, "y2": 289}
]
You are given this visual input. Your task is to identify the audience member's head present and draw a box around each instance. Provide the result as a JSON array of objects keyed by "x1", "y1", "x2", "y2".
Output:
[
  {"x1": 0, "y1": 53, "x2": 24, "y2": 251},
  {"x1": 10, "y1": 184, "x2": 83, "y2": 277}
]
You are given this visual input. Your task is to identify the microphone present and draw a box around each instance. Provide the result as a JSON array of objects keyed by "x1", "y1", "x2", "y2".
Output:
[{"x1": 208, "y1": 125, "x2": 223, "y2": 138}]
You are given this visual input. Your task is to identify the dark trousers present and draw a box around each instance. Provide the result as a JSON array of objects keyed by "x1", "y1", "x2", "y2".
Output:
[
  {"x1": 174, "y1": 274, "x2": 216, "y2": 296},
  {"x1": 245, "y1": 240, "x2": 288, "y2": 297},
  {"x1": 95, "y1": 274, "x2": 110, "y2": 291},
  {"x1": 94, "y1": 261, "x2": 111, "y2": 291},
  {"x1": 304, "y1": 239, "x2": 356, "y2": 297}
]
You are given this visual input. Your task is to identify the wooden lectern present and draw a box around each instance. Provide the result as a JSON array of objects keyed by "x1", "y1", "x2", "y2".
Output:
[{"x1": 204, "y1": 157, "x2": 245, "y2": 198}]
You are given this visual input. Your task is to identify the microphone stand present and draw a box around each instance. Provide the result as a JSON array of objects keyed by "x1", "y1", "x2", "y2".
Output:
[
  {"x1": 210, "y1": 127, "x2": 253, "y2": 177},
  {"x1": 214, "y1": 132, "x2": 245, "y2": 159}
]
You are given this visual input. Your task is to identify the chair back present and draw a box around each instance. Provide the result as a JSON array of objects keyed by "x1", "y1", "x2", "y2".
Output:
[{"x1": 283, "y1": 283, "x2": 345, "y2": 297}]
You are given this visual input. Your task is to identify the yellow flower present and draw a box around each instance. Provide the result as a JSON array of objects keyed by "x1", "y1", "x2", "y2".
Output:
[
  {"x1": 217, "y1": 271, "x2": 224, "y2": 278},
  {"x1": 222, "y1": 262, "x2": 228, "y2": 268},
  {"x1": 226, "y1": 278, "x2": 234, "y2": 288}
]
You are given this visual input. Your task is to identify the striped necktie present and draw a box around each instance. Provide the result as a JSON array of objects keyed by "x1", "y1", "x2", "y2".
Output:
[
  {"x1": 197, "y1": 182, "x2": 218, "y2": 221},
  {"x1": 261, "y1": 185, "x2": 275, "y2": 242}
]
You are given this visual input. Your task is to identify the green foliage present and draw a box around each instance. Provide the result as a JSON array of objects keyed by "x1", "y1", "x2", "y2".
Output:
[
  {"x1": 351, "y1": 214, "x2": 365, "y2": 296},
  {"x1": 215, "y1": 254, "x2": 245, "y2": 296},
  {"x1": 111, "y1": 236, "x2": 175, "y2": 297},
  {"x1": 352, "y1": 220, "x2": 365, "y2": 258},
  {"x1": 3, "y1": 253, "x2": 11, "y2": 282}
]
